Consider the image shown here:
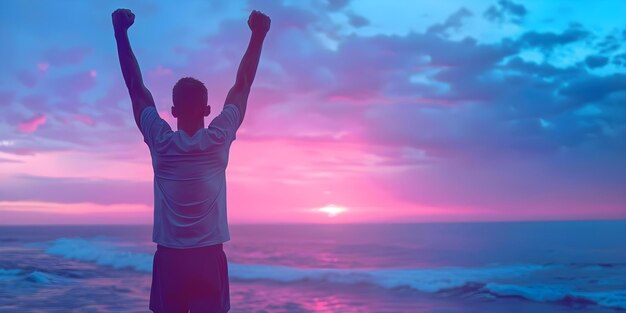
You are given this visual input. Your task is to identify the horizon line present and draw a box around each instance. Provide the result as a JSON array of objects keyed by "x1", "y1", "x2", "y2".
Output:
[{"x1": 2, "y1": 218, "x2": 625, "y2": 227}]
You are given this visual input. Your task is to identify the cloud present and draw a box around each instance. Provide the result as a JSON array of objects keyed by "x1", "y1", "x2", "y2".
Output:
[
  {"x1": 92, "y1": 85, "x2": 129, "y2": 127},
  {"x1": 0, "y1": 175, "x2": 151, "y2": 205},
  {"x1": 153, "y1": 1, "x2": 624, "y2": 167},
  {"x1": 613, "y1": 53, "x2": 626, "y2": 66},
  {"x1": 0, "y1": 202, "x2": 151, "y2": 225},
  {"x1": 372, "y1": 155, "x2": 626, "y2": 219},
  {"x1": 0, "y1": 90, "x2": 15, "y2": 107},
  {"x1": 0, "y1": 137, "x2": 72, "y2": 156},
  {"x1": 16, "y1": 70, "x2": 38, "y2": 88},
  {"x1": 346, "y1": 12, "x2": 369, "y2": 28},
  {"x1": 585, "y1": 55, "x2": 609, "y2": 68},
  {"x1": 42, "y1": 47, "x2": 92, "y2": 67},
  {"x1": 20, "y1": 94, "x2": 48, "y2": 112},
  {"x1": 484, "y1": 0, "x2": 527, "y2": 24},
  {"x1": 325, "y1": 0, "x2": 350, "y2": 11},
  {"x1": 52, "y1": 70, "x2": 97, "y2": 98},
  {"x1": 427, "y1": 8, "x2": 473, "y2": 35},
  {"x1": 559, "y1": 74, "x2": 626, "y2": 104},
  {"x1": 517, "y1": 26, "x2": 590, "y2": 51},
  {"x1": 37, "y1": 63, "x2": 50, "y2": 72},
  {"x1": 596, "y1": 33, "x2": 622, "y2": 54},
  {"x1": 0, "y1": 157, "x2": 22, "y2": 163},
  {"x1": 17, "y1": 114, "x2": 47, "y2": 133},
  {"x1": 2, "y1": 1, "x2": 624, "y2": 221},
  {"x1": 72, "y1": 113, "x2": 96, "y2": 126},
  {"x1": 503, "y1": 57, "x2": 577, "y2": 79}
]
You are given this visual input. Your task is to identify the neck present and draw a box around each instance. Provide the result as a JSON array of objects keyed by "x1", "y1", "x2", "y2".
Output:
[{"x1": 177, "y1": 118, "x2": 205, "y2": 137}]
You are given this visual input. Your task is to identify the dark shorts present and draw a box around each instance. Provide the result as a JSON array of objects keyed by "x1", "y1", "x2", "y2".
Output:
[{"x1": 150, "y1": 243, "x2": 230, "y2": 313}]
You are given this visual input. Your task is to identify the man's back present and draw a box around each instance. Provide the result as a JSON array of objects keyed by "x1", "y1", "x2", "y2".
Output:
[
  {"x1": 113, "y1": 7, "x2": 269, "y2": 312},
  {"x1": 140, "y1": 104, "x2": 241, "y2": 248}
]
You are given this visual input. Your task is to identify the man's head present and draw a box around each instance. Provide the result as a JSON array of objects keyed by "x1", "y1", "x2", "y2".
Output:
[{"x1": 171, "y1": 77, "x2": 210, "y2": 119}]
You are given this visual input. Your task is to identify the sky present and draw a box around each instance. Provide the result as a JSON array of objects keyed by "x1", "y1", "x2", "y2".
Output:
[{"x1": 0, "y1": 0, "x2": 625, "y2": 224}]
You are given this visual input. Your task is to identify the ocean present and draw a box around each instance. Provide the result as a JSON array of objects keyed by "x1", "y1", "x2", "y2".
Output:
[{"x1": 0, "y1": 221, "x2": 625, "y2": 312}]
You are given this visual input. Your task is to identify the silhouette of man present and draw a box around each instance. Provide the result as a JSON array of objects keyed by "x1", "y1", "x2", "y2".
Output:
[{"x1": 112, "y1": 8, "x2": 270, "y2": 313}]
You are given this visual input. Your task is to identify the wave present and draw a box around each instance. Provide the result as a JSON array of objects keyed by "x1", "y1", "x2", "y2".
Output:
[
  {"x1": 43, "y1": 237, "x2": 544, "y2": 290},
  {"x1": 229, "y1": 263, "x2": 544, "y2": 292},
  {"x1": 41, "y1": 237, "x2": 626, "y2": 310},
  {"x1": 485, "y1": 283, "x2": 626, "y2": 310},
  {"x1": 0, "y1": 268, "x2": 66, "y2": 284},
  {"x1": 0, "y1": 268, "x2": 21, "y2": 282},
  {"x1": 45, "y1": 237, "x2": 152, "y2": 272}
]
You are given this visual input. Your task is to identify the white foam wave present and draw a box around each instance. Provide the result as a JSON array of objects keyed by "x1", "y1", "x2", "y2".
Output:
[
  {"x1": 0, "y1": 268, "x2": 62, "y2": 284},
  {"x1": 42, "y1": 237, "x2": 626, "y2": 310},
  {"x1": 44, "y1": 237, "x2": 546, "y2": 292},
  {"x1": 25, "y1": 271, "x2": 52, "y2": 283},
  {"x1": 45, "y1": 237, "x2": 152, "y2": 272},
  {"x1": 485, "y1": 283, "x2": 626, "y2": 310},
  {"x1": 229, "y1": 263, "x2": 545, "y2": 293}
]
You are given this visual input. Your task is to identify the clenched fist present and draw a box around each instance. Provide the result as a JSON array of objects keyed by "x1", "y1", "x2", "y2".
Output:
[
  {"x1": 248, "y1": 10, "x2": 270, "y2": 35},
  {"x1": 112, "y1": 8, "x2": 135, "y2": 33}
]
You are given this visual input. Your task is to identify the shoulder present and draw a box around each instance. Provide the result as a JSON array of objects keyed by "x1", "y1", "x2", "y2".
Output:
[
  {"x1": 140, "y1": 106, "x2": 171, "y2": 129},
  {"x1": 224, "y1": 103, "x2": 240, "y2": 115},
  {"x1": 139, "y1": 106, "x2": 158, "y2": 128},
  {"x1": 140, "y1": 106, "x2": 173, "y2": 146},
  {"x1": 140, "y1": 105, "x2": 157, "y2": 120},
  {"x1": 223, "y1": 103, "x2": 242, "y2": 127}
]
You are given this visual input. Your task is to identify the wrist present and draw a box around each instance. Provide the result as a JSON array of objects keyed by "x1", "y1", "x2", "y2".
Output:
[
  {"x1": 114, "y1": 28, "x2": 128, "y2": 37},
  {"x1": 251, "y1": 30, "x2": 267, "y2": 37},
  {"x1": 251, "y1": 31, "x2": 267, "y2": 41}
]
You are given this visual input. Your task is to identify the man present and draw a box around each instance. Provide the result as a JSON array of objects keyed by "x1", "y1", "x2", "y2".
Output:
[{"x1": 112, "y1": 8, "x2": 270, "y2": 313}]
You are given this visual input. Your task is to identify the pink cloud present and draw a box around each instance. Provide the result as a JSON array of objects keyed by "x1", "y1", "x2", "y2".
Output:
[
  {"x1": 74, "y1": 114, "x2": 95, "y2": 126},
  {"x1": 37, "y1": 62, "x2": 50, "y2": 72},
  {"x1": 17, "y1": 114, "x2": 47, "y2": 133}
]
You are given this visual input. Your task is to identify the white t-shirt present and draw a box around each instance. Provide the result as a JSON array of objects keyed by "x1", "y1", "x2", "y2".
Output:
[{"x1": 140, "y1": 104, "x2": 241, "y2": 248}]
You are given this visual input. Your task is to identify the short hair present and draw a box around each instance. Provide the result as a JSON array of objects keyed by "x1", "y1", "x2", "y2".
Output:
[{"x1": 172, "y1": 77, "x2": 208, "y2": 110}]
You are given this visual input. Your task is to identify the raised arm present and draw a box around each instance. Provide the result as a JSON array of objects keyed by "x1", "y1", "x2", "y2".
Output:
[
  {"x1": 112, "y1": 8, "x2": 155, "y2": 129},
  {"x1": 225, "y1": 10, "x2": 271, "y2": 125}
]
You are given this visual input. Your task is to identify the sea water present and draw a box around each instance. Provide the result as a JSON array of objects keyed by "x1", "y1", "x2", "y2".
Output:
[{"x1": 0, "y1": 221, "x2": 625, "y2": 312}]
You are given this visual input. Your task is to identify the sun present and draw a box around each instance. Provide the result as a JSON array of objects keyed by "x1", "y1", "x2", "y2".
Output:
[{"x1": 317, "y1": 204, "x2": 347, "y2": 218}]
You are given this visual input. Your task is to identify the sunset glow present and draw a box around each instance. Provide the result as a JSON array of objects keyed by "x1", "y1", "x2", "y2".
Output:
[
  {"x1": 317, "y1": 205, "x2": 348, "y2": 218},
  {"x1": 0, "y1": 1, "x2": 625, "y2": 224}
]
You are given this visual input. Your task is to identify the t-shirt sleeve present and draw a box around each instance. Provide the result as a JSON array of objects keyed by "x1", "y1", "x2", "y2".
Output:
[
  {"x1": 139, "y1": 106, "x2": 171, "y2": 148},
  {"x1": 208, "y1": 104, "x2": 242, "y2": 141}
]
